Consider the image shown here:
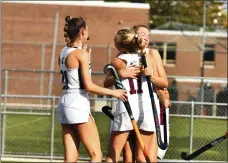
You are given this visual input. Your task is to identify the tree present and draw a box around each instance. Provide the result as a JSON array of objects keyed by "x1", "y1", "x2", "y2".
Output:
[{"x1": 105, "y1": 0, "x2": 227, "y2": 30}]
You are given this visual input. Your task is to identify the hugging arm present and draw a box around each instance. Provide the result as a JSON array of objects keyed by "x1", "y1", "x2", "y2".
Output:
[
  {"x1": 149, "y1": 49, "x2": 168, "y2": 88},
  {"x1": 104, "y1": 57, "x2": 140, "y2": 88}
]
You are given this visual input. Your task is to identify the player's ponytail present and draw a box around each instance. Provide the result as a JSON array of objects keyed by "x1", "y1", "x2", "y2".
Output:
[
  {"x1": 131, "y1": 33, "x2": 144, "y2": 52},
  {"x1": 63, "y1": 16, "x2": 72, "y2": 44}
]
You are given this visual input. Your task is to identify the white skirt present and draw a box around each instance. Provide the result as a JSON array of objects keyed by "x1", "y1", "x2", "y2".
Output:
[
  {"x1": 57, "y1": 91, "x2": 92, "y2": 124},
  {"x1": 110, "y1": 92, "x2": 161, "y2": 132}
]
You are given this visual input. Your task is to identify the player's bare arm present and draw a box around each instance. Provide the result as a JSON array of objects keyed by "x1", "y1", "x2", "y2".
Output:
[
  {"x1": 75, "y1": 50, "x2": 127, "y2": 101},
  {"x1": 113, "y1": 57, "x2": 140, "y2": 79},
  {"x1": 149, "y1": 49, "x2": 168, "y2": 88},
  {"x1": 104, "y1": 57, "x2": 140, "y2": 88}
]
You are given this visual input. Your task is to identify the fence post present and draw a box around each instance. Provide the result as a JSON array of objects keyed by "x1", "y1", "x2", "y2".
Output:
[
  {"x1": 2, "y1": 70, "x2": 8, "y2": 155},
  {"x1": 0, "y1": 4, "x2": 2, "y2": 159},
  {"x1": 189, "y1": 100, "x2": 194, "y2": 154},
  {"x1": 48, "y1": 10, "x2": 59, "y2": 100},
  {"x1": 50, "y1": 96, "x2": 55, "y2": 162},
  {"x1": 212, "y1": 89, "x2": 217, "y2": 116},
  {"x1": 40, "y1": 43, "x2": 45, "y2": 104}
]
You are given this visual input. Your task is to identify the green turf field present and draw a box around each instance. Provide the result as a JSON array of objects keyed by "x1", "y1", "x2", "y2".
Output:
[{"x1": 2, "y1": 111, "x2": 227, "y2": 161}]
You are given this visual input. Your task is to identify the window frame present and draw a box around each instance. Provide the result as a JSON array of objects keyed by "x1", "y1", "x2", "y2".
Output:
[
  {"x1": 149, "y1": 42, "x2": 177, "y2": 66},
  {"x1": 203, "y1": 44, "x2": 215, "y2": 67}
]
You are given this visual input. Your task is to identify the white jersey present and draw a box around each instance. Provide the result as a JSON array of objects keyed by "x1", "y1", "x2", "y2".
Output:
[
  {"x1": 115, "y1": 53, "x2": 158, "y2": 115},
  {"x1": 110, "y1": 53, "x2": 161, "y2": 132},
  {"x1": 59, "y1": 46, "x2": 91, "y2": 91},
  {"x1": 57, "y1": 46, "x2": 92, "y2": 124}
]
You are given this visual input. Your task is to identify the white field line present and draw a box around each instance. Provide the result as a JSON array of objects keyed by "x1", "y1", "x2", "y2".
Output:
[{"x1": 7, "y1": 117, "x2": 46, "y2": 129}]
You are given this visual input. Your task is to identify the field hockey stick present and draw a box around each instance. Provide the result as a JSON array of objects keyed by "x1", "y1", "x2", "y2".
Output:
[
  {"x1": 102, "y1": 106, "x2": 114, "y2": 120},
  {"x1": 141, "y1": 54, "x2": 168, "y2": 150},
  {"x1": 103, "y1": 64, "x2": 151, "y2": 163},
  {"x1": 181, "y1": 135, "x2": 227, "y2": 160},
  {"x1": 102, "y1": 106, "x2": 136, "y2": 162}
]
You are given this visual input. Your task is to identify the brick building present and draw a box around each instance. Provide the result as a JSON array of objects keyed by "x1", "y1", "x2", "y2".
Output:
[
  {"x1": 2, "y1": 1, "x2": 150, "y2": 97},
  {"x1": 149, "y1": 29, "x2": 227, "y2": 103},
  {"x1": 149, "y1": 29, "x2": 227, "y2": 78}
]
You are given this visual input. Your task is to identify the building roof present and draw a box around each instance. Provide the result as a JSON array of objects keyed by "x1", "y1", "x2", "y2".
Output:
[
  {"x1": 157, "y1": 21, "x2": 200, "y2": 31},
  {"x1": 2, "y1": 1, "x2": 150, "y2": 9},
  {"x1": 150, "y1": 29, "x2": 227, "y2": 38},
  {"x1": 152, "y1": 21, "x2": 227, "y2": 38}
]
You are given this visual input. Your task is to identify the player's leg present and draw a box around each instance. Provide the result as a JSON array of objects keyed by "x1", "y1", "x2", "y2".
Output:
[
  {"x1": 123, "y1": 140, "x2": 133, "y2": 163},
  {"x1": 123, "y1": 131, "x2": 136, "y2": 163},
  {"x1": 74, "y1": 115, "x2": 103, "y2": 162},
  {"x1": 106, "y1": 131, "x2": 130, "y2": 162},
  {"x1": 61, "y1": 124, "x2": 80, "y2": 162},
  {"x1": 135, "y1": 130, "x2": 158, "y2": 163},
  {"x1": 135, "y1": 92, "x2": 160, "y2": 162}
]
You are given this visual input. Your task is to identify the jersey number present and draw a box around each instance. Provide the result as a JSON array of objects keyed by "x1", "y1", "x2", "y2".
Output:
[
  {"x1": 61, "y1": 70, "x2": 69, "y2": 89},
  {"x1": 128, "y1": 77, "x2": 143, "y2": 94}
]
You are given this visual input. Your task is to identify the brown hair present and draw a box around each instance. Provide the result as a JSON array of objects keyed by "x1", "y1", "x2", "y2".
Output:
[
  {"x1": 114, "y1": 28, "x2": 143, "y2": 53},
  {"x1": 63, "y1": 16, "x2": 87, "y2": 46}
]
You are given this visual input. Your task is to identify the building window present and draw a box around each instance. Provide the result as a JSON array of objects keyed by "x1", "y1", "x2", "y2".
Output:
[
  {"x1": 203, "y1": 44, "x2": 215, "y2": 66},
  {"x1": 166, "y1": 43, "x2": 176, "y2": 64},
  {"x1": 149, "y1": 42, "x2": 176, "y2": 65}
]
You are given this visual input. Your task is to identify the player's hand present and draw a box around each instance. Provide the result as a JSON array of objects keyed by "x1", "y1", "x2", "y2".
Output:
[
  {"x1": 119, "y1": 66, "x2": 141, "y2": 79},
  {"x1": 141, "y1": 67, "x2": 153, "y2": 77},
  {"x1": 112, "y1": 89, "x2": 128, "y2": 101}
]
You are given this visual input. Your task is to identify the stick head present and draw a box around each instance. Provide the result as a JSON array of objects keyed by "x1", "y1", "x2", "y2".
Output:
[
  {"x1": 103, "y1": 64, "x2": 120, "y2": 81},
  {"x1": 181, "y1": 152, "x2": 189, "y2": 160},
  {"x1": 102, "y1": 106, "x2": 114, "y2": 120},
  {"x1": 158, "y1": 143, "x2": 168, "y2": 150},
  {"x1": 103, "y1": 64, "x2": 124, "y2": 90},
  {"x1": 102, "y1": 105, "x2": 112, "y2": 111},
  {"x1": 103, "y1": 64, "x2": 114, "y2": 74}
]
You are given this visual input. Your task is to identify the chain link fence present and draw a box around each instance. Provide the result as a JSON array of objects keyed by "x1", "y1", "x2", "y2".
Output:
[
  {"x1": 0, "y1": 69, "x2": 227, "y2": 162},
  {"x1": 167, "y1": 76, "x2": 227, "y2": 117}
]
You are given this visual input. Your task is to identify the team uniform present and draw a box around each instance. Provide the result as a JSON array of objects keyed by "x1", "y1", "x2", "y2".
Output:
[
  {"x1": 110, "y1": 53, "x2": 161, "y2": 132},
  {"x1": 110, "y1": 50, "x2": 170, "y2": 159},
  {"x1": 57, "y1": 46, "x2": 92, "y2": 124}
]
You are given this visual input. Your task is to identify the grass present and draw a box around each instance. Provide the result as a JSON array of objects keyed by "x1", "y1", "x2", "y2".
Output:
[
  {"x1": 2, "y1": 111, "x2": 227, "y2": 161},
  {"x1": 166, "y1": 117, "x2": 227, "y2": 160}
]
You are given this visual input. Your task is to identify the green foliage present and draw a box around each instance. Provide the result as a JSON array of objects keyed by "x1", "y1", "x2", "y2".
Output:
[{"x1": 105, "y1": 0, "x2": 227, "y2": 31}]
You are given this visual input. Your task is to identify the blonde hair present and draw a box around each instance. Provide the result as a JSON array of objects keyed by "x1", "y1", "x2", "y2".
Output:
[{"x1": 114, "y1": 28, "x2": 143, "y2": 53}]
